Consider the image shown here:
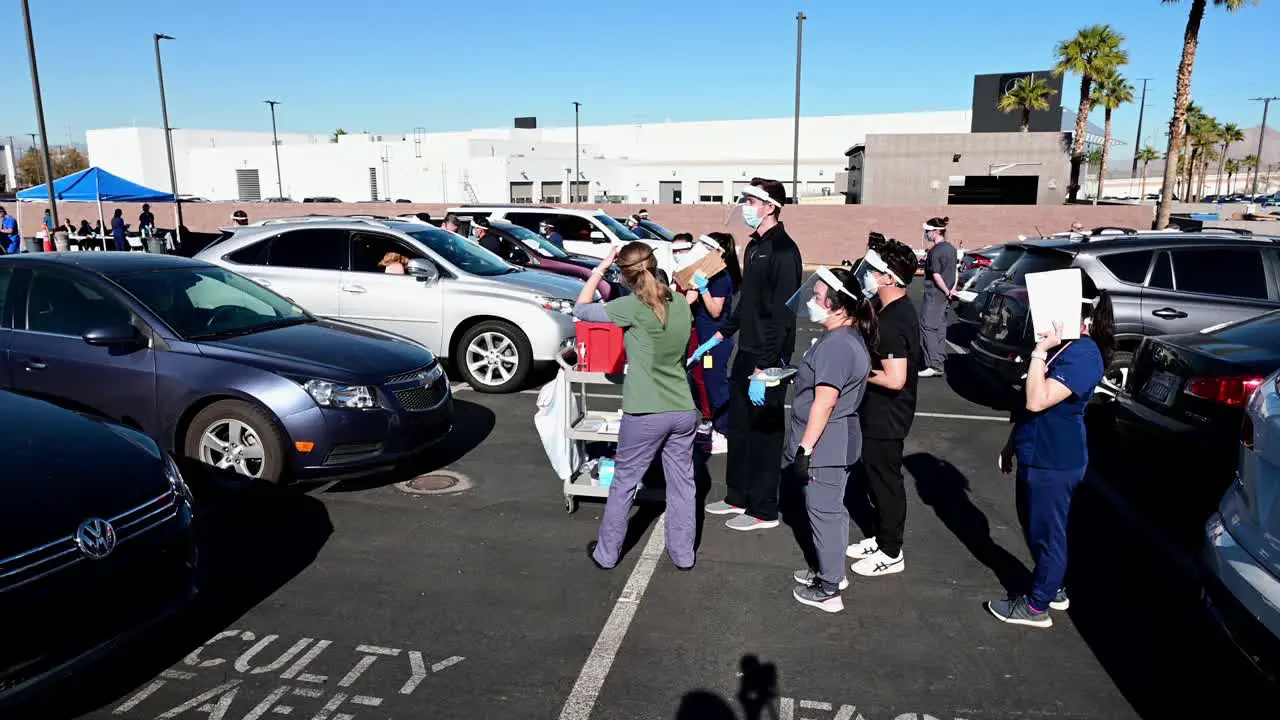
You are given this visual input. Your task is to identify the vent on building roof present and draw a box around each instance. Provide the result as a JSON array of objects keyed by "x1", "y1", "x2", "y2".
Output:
[{"x1": 236, "y1": 169, "x2": 261, "y2": 201}]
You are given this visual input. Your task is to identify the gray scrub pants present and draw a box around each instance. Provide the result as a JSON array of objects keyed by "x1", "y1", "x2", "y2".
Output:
[
  {"x1": 592, "y1": 410, "x2": 700, "y2": 569},
  {"x1": 920, "y1": 291, "x2": 948, "y2": 372},
  {"x1": 805, "y1": 464, "x2": 852, "y2": 592}
]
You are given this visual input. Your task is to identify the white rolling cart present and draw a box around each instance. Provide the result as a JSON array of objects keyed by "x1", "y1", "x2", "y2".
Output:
[{"x1": 554, "y1": 352, "x2": 624, "y2": 513}]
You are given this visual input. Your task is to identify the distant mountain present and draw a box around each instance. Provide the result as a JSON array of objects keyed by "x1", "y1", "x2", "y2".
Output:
[{"x1": 1110, "y1": 125, "x2": 1280, "y2": 178}]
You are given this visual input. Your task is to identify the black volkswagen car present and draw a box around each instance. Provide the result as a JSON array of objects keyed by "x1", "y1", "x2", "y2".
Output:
[{"x1": 0, "y1": 391, "x2": 196, "y2": 705}]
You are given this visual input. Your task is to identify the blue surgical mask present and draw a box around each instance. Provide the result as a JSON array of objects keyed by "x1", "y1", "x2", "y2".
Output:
[{"x1": 741, "y1": 204, "x2": 763, "y2": 229}]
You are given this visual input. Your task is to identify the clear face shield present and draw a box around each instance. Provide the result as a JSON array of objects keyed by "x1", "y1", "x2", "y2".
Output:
[
  {"x1": 723, "y1": 185, "x2": 781, "y2": 230},
  {"x1": 847, "y1": 249, "x2": 903, "y2": 300},
  {"x1": 786, "y1": 266, "x2": 857, "y2": 323}
]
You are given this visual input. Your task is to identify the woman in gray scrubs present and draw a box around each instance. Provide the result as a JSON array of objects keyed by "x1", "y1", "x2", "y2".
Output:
[{"x1": 785, "y1": 266, "x2": 876, "y2": 613}]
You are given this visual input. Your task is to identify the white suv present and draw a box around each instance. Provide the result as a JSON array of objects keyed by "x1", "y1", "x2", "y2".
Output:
[{"x1": 446, "y1": 206, "x2": 675, "y2": 274}]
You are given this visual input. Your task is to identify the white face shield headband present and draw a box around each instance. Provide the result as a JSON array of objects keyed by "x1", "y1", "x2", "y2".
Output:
[
  {"x1": 848, "y1": 249, "x2": 904, "y2": 299},
  {"x1": 786, "y1": 266, "x2": 858, "y2": 323},
  {"x1": 724, "y1": 185, "x2": 783, "y2": 230}
]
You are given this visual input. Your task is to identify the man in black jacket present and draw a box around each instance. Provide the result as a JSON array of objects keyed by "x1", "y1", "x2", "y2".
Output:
[{"x1": 694, "y1": 178, "x2": 802, "y2": 531}]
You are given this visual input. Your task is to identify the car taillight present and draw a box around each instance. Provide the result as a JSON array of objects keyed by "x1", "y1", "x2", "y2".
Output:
[
  {"x1": 1183, "y1": 376, "x2": 1265, "y2": 407},
  {"x1": 975, "y1": 257, "x2": 992, "y2": 268}
]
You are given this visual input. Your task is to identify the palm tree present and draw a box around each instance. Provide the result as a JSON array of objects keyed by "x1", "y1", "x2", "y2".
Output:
[
  {"x1": 1180, "y1": 103, "x2": 1206, "y2": 201},
  {"x1": 1090, "y1": 71, "x2": 1135, "y2": 204},
  {"x1": 1242, "y1": 154, "x2": 1260, "y2": 194},
  {"x1": 1053, "y1": 25, "x2": 1129, "y2": 202},
  {"x1": 1224, "y1": 158, "x2": 1242, "y2": 194},
  {"x1": 1136, "y1": 145, "x2": 1163, "y2": 200},
  {"x1": 1188, "y1": 115, "x2": 1221, "y2": 201},
  {"x1": 332, "y1": 128, "x2": 348, "y2": 142},
  {"x1": 998, "y1": 75, "x2": 1058, "y2": 132},
  {"x1": 1215, "y1": 122, "x2": 1245, "y2": 194},
  {"x1": 1155, "y1": 0, "x2": 1261, "y2": 225},
  {"x1": 1085, "y1": 147, "x2": 1106, "y2": 200}
]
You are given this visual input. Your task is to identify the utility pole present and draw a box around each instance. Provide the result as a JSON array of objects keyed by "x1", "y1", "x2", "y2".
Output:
[
  {"x1": 572, "y1": 101, "x2": 581, "y2": 204},
  {"x1": 264, "y1": 100, "x2": 283, "y2": 199},
  {"x1": 1248, "y1": 96, "x2": 1278, "y2": 194},
  {"x1": 21, "y1": 0, "x2": 57, "y2": 226},
  {"x1": 1130, "y1": 78, "x2": 1151, "y2": 178},
  {"x1": 154, "y1": 33, "x2": 183, "y2": 247},
  {"x1": 791, "y1": 11, "x2": 806, "y2": 204}
]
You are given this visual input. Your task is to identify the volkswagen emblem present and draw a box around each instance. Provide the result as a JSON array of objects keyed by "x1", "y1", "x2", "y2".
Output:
[{"x1": 75, "y1": 518, "x2": 117, "y2": 559}]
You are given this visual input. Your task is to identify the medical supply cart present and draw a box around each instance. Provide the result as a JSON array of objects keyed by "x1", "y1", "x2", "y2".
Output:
[{"x1": 554, "y1": 352, "x2": 625, "y2": 513}]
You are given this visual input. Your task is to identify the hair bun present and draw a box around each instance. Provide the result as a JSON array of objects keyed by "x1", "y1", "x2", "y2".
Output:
[{"x1": 941, "y1": 216, "x2": 950, "y2": 225}]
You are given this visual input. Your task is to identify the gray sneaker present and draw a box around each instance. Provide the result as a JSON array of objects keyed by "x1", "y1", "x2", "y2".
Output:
[
  {"x1": 1050, "y1": 588, "x2": 1070, "y2": 611},
  {"x1": 986, "y1": 595, "x2": 1052, "y2": 628},
  {"x1": 704, "y1": 501, "x2": 745, "y2": 516},
  {"x1": 792, "y1": 583, "x2": 844, "y2": 613},
  {"x1": 792, "y1": 568, "x2": 849, "y2": 591},
  {"x1": 725, "y1": 514, "x2": 780, "y2": 531}
]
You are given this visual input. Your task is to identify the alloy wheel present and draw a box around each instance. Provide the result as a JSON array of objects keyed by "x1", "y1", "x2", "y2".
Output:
[
  {"x1": 198, "y1": 418, "x2": 266, "y2": 478},
  {"x1": 465, "y1": 331, "x2": 520, "y2": 387}
]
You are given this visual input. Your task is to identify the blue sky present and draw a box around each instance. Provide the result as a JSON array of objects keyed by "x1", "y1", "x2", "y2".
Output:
[{"x1": 2, "y1": 0, "x2": 1276, "y2": 156}]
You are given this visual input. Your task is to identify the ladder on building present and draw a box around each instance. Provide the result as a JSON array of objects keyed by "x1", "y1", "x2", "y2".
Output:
[{"x1": 463, "y1": 176, "x2": 479, "y2": 204}]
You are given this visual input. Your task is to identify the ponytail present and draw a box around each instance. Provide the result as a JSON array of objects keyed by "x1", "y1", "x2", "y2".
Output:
[
  {"x1": 1087, "y1": 291, "x2": 1116, "y2": 367},
  {"x1": 616, "y1": 241, "x2": 671, "y2": 326},
  {"x1": 851, "y1": 297, "x2": 879, "y2": 350}
]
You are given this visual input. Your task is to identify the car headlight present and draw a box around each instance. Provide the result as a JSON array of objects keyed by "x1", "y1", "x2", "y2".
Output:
[
  {"x1": 164, "y1": 453, "x2": 193, "y2": 503},
  {"x1": 534, "y1": 295, "x2": 575, "y2": 314},
  {"x1": 301, "y1": 379, "x2": 378, "y2": 409}
]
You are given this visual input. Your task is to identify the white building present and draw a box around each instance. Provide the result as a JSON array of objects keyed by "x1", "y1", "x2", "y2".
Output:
[{"x1": 86, "y1": 110, "x2": 974, "y2": 205}]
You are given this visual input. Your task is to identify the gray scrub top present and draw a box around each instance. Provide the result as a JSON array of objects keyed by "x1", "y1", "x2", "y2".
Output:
[{"x1": 785, "y1": 326, "x2": 871, "y2": 468}]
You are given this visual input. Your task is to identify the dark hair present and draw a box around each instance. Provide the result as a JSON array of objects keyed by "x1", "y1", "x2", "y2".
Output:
[
  {"x1": 707, "y1": 231, "x2": 743, "y2": 288},
  {"x1": 1085, "y1": 291, "x2": 1116, "y2": 368},
  {"x1": 749, "y1": 177, "x2": 787, "y2": 216},
  {"x1": 925, "y1": 216, "x2": 950, "y2": 236},
  {"x1": 672, "y1": 232, "x2": 694, "y2": 243},
  {"x1": 826, "y1": 267, "x2": 879, "y2": 349},
  {"x1": 113, "y1": 208, "x2": 122, "y2": 218},
  {"x1": 868, "y1": 232, "x2": 917, "y2": 287},
  {"x1": 617, "y1": 241, "x2": 671, "y2": 325},
  {"x1": 443, "y1": 213, "x2": 460, "y2": 225}
]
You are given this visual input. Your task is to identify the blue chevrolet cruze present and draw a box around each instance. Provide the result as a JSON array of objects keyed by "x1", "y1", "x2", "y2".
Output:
[{"x1": 0, "y1": 252, "x2": 452, "y2": 482}]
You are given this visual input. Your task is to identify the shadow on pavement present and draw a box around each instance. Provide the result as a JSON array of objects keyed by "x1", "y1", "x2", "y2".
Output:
[
  {"x1": 905, "y1": 452, "x2": 1031, "y2": 594},
  {"x1": 778, "y1": 468, "x2": 817, "y2": 572},
  {"x1": 323, "y1": 398, "x2": 496, "y2": 492},
  {"x1": 674, "y1": 654, "x2": 779, "y2": 720},
  {"x1": 943, "y1": 354, "x2": 1018, "y2": 412},
  {"x1": 11, "y1": 476, "x2": 333, "y2": 720}
]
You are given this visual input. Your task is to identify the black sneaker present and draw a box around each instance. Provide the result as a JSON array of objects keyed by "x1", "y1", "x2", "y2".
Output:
[
  {"x1": 985, "y1": 595, "x2": 1052, "y2": 628},
  {"x1": 792, "y1": 582, "x2": 843, "y2": 613}
]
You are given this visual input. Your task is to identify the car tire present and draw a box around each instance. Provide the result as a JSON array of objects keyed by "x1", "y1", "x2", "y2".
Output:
[
  {"x1": 457, "y1": 320, "x2": 532, "y2": 394},
  {"x1": 184, "y1": 400, "x2": 288, "y2": 483},
  {"x1": 1097, "y1": 350, "x2": 1134, "y2": 400}
]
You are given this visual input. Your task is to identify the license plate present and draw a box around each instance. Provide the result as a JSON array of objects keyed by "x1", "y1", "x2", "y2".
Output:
[{"x1": 1141, "y1": 370, "x2": 1179, "y2": 406}]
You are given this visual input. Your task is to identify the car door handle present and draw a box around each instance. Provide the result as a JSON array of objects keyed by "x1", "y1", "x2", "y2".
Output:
[
  {"x1": 251, "y1": 277, "x2": 272, "y2": 287},
  {"x1": 21, "y1": 359, "x2": 46, "y2": 371},
  {"x1": 1152, "y1": 308, "x2": 1188, "y2": 320},
  {"x1": 341, "y1": 284, "x2": 367, "y2": 294}
]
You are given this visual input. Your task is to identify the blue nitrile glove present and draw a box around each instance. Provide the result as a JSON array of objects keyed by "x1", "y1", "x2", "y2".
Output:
[
  {"x1": 692, "y1": 271, "x2": 710, "y2": 294},
  {"x1": 749, "y1": 378, "x2": 767, "y2": 406},
  {"x1": 690, "y1": 336, "x2": 722, "y2": 363}
]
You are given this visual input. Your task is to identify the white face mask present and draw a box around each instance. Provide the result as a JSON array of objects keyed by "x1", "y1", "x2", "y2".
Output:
[
  {"x1": 805, "y1": 298, "x2": 830, "y2": 324},
  {"x1": 741, "y1": 204, "x2": 763, "y2": 229},
  {"x1": 859, "y1": 271, "x2": 881, "y2": 299}
]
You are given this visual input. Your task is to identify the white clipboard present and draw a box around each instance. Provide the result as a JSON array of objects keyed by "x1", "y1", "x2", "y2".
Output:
[{"x1": 1024, "y1": 268, "x2": 1082, "y2": 341}]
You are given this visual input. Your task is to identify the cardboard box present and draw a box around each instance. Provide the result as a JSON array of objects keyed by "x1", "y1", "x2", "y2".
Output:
[{"x1": 674, "y1": 253, "x2": 727, "y2": 291}]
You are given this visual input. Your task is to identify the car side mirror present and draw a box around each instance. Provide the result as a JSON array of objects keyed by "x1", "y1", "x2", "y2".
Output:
[
  {"x1": 589, "y1": 230, "x2": 606, "y2": 241},
  {"x1": 407, "y1": 258, "x2": 440, "y2": 282},
  {"x1": 83, "y1": 323, "x2": 142, "y2": 347}
]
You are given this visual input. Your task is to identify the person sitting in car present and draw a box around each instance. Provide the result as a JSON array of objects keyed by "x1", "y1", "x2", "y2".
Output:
[{"x1": 378, "y1": 252, "x2": 410, "y2": 275}]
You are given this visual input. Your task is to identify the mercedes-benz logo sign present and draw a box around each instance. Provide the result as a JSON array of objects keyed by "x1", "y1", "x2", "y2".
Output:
[{"x1": 75, "y1": 518, "x2": 117, "y2": 559}]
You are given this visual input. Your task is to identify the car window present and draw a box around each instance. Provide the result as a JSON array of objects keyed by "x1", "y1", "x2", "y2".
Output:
[
  {"x1": 114, "y1": 266, "x2": 309, "y2": 341},
  {"x1": 1098, "y1": 250, "x2": 1153, "y2": 284},
  {"x1": 497, "y1": 223, "x2": 569, "y2": 259},
  {"x1": 593, "y1": 214, "x2": 641, "y2": 242},
  {"x1": 405, "y1": 228, "x2": 514, "y2": 277},
  {"x1": 268, "y1": 228, "x2": 350, "y2": 271},
  {"x1": 1149, "y1": 251, "x2": 1173, "y2": 289},
  {"x1": 25, "y1": 272, "x2": 131, "y2": 336},
  {"x1": 0, "y1": 267, "x2": 11, "y2": 325},
  {"x1": 1170, "y1": 248, "x2": 1268, "y2": 299},
  {"x1": 1006, "y1": 250, "x2": 1074, "y2": 284},
  {"x1": 227, "y1": 238, "x2": 270, "y2": 265},
  {"x1": 547, "y1": 214, "x2": 594, "y2": 242},
  {"x1": 988, "y1": 246, "x2": 1024, "y2": 273},
  {"x1": 350, "y1": 232, "x2": 424, "y2": 273}
]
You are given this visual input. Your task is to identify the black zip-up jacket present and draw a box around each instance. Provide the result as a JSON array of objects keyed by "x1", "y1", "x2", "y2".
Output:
[{"x1": 720, "y1": 222, "x2": 803, "y2": 368}]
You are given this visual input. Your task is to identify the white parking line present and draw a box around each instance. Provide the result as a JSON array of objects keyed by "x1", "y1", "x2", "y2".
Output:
[
  {"x1": 450, "y1": 382, "x2": 469, "y2": 394},
  {"x1": 917, "y1": 411, "x2": 1006, "y2": 422},
  {"x1": 558, "y1": 515, "x2": 667, "y2": 720}
]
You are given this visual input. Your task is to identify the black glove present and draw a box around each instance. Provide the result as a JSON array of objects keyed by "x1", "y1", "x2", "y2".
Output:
[{"x1": 789, "y1": 446, "x2": 811, "y2": 480}]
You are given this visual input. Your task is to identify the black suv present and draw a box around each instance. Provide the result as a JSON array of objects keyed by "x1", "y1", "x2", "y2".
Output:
[{"x1": 968, "y1": 230, "x2": 1280, "y2": 393}]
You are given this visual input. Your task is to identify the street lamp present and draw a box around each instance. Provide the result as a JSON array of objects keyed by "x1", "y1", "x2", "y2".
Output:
[
  {"x1": 21, "y1": 0, "x2": 58, "y2": 227},
  {"x1": 264, "y1": 100, "x2": 283, "y2": 199},
  {"x1": 1248, "y1": 96, "x2": 1278, "y2": 194},
  {"x1": 572, "y1": 101, "x2": 581, "y2": 204},
  {"x1": 154, "y1": 33, "x2": 183, "y2": 247},
  {"x1": 791, "y1": 11, "x2": 806, "y2": 203}
]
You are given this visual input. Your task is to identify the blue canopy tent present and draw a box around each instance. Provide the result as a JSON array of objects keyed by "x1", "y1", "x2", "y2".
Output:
[{"x1": 17, "y1": 167, "x2": 174, "y2": 247}]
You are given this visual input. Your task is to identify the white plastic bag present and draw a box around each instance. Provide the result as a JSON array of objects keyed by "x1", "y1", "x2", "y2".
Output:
[{"x1": 534, "y1": 369, "x2": 581, "y2": 481}]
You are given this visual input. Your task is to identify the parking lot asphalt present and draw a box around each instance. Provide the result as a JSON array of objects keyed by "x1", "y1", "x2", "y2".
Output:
[{"x1": 23, "y1": 290, "x2": 1279, "y2": 720}]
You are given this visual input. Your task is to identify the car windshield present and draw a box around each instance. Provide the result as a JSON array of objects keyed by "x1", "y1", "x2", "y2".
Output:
[
  {"x1": 639, "y1": 221, "x2": 676, "y2": 242},
  {"x1": 594, "y1": 214, "x2": 642, "y2": 242},
  {"x1": 406, "y1": 227, "x2": 514, "y2": 276},
  {"x1": 500, "y1": 223, "x2": 569, "y2": 259},
  {"x1": 113, "y1": 266, "x2": 312, "y2": 341},
  {"x1": 1211, "y1": 309, "x2": 1280, "y2": 345},
  {"x1": 990, "y1": 245, "x2": 1025, "y2": 272}
]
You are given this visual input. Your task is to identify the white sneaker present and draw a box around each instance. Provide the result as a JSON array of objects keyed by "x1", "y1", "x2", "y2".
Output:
[
  {"x1": 851, "y1": 549, "x2": 905, "y2": 577},
  {"x1": 710, "y1": 431, "x2": 728, "y2": 455},
  {"x1": 919, "y1": 368, "x2": 942, "y2": 378},
  {"x1": 846, "y1": 536, "x2": 879, "y2": 559}
]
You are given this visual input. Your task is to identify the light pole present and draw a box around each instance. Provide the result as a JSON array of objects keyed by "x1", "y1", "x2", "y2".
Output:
[
  {"x1": 1129, "y1": 78, "x2": 1151, "y2": 178},
  {"x1": 791, "y1": 11, "x2": 806, "y2": 203},
  {"x1": 1248, "y1": 96, "x2": 1277, "y2": 194},
  {"x1": 154, "y1": 33, "x2": 183, "y2": 246},
  {"x1": 264, "y1": 100, "x2": 283, "y2": 199},
  {"x1": 21, "y1": 0, "x2": 58, "y2": 226},
  {"x1": 572, "y1": 101, "x2": 581, "y2": 204}
]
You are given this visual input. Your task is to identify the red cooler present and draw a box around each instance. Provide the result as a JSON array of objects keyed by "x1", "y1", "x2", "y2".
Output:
[{"x1": 575, "y1": 322, "x2": 626, "y2": 374}]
